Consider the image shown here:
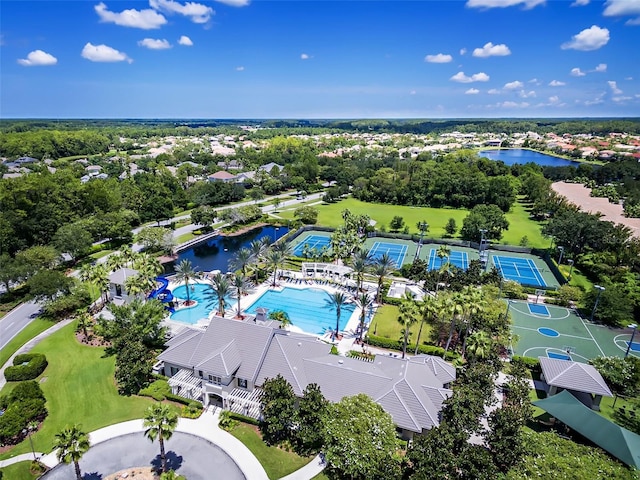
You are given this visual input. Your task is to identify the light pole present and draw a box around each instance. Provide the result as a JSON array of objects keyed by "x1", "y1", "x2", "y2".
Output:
[
  {"x1": 557, "y1": 246, "x2": 564, "y2": 265},
  {"x1": 503, "y1": 299, "x2": 514, "y2": 322},
  {"x1": 590, "y1": 285, "x2": 605, "y2": 322},
  {"x1": 567, "y1": 259, "x2": 574, "y2": 280},
  {"x1": 418, "y1": 221, "x2": 428, "y2": 246},
  {"x1": 23, "y1": 425, "x2": 37, "y2": 461},
  {"x1": 625, "y1": 323, "x2": 638, "y2": 358}
]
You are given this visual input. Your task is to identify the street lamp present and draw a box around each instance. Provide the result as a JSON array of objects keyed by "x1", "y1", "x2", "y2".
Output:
[
  {"x1": 418, "y1": 221, "x2": 428, "y2": 246},
  {"x1": 590, "y1": 285, "x2": 605, "y2": 322},
  {"x1": 625, "y1": 323, "x2": 638, "y2": 358},
  {"x1": 23, "y1": 425, "x2": 37, "y2": 461},
  {"x1": 557, "y1": 246, "x2": 564, "y2": 265},
  {"x1": 567, "y1": 259, "x2": 574, "y2": 280}
]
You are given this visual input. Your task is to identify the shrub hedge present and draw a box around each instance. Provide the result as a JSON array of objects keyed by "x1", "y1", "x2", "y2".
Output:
[
  {"x1": 511, "y1": 355, "x2": 541, "y2": 373},
  {"x1": 0, "y1": 381, "x2": 48, "y2": 445},
  {"x1": 165, "y1": 393, "x2": 194, "y2": 406},
  {"x1": 365, "y1": 334, "x2": 460, "y2": 361},
  {"x1": 228, "y1": 411, "x2": 260, "y2": 426},
  {"x1": 138, "y1": 379, "x2": 171, "y2": 401},
  {"x1": 4, "y1": 353, "x2": 48, "y2": 382}
]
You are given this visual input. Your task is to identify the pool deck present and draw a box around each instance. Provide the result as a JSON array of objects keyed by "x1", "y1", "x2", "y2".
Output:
[{"x1": 163, "y1": 273, "x2": 378, "y2": 344}]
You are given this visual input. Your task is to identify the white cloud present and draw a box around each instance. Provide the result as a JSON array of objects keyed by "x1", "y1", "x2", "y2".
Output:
[
  {"x1": 571, "y1": 0, "x2": 589, "y2": 5},
  {"x1": 465, "y1": 88, "x2": 480, "y2": 94},
  {"x1": 409, "y1": 90, "x2": 417, "y2": 95},
  {"x1": 425, "y1": 53, "x2": 453, "y2": 63},
  {"x1": 549, "y1": 80, "x2": 566, "y2": 86},
  {"x1": 626, "y1": 77, "x2": 634, "y2": 80},
  {"x1": 149, "y1": 0, "x2": 213, "y2": 23},
  {"x1": 561, "y1": 25, "x2": 610, "y2": 51},
  {"x1": 549, "y1": 95, "x2": 560, "y2": 104},
  {"x1": 235, "y1": 66, "x2": 245, "y2": 71},
  {"x1": 613, "y1": 96, "x2": 633, "y2": 102},
  {"x1": 571, "y1": 67, "x2": 586, "y2": 77},
  {"x1": 488, "y1": 88, "x2": 501, "y2": 94},
  {"x1": 300, "y1": 53, "x2": 310, "y2": 60},
  {"x1": 519, "y1": 90, "x2": 536, "y2": 98},
  {"x1": 528, "y1": 78, "x2": 542, "y2": 86},
  {"x1": 608, "y1": 80, "x2": 623, "y2": 94},
  {"x1": 627, "y1": 17, "x2": 640, "y2": 25},
  {"x1": 138, "y1": 38, "x2": 171, "y2": 49},
  {"x1": 178, "y1": 35, "x2": 193, "y2": 46},
  {"x1": 466, "y1": 0, "x2": 545, "y2": 9},
  {"x1": 460, "y1": 48, "x2": 467, "y2": 55},
  {"x1": 17, "y1": 49, "x2": 57, "y2": 66},
  {"x1": 499, "y1": 101, "x2": 530, "y2": 108},
  {"x1": 213, "y1": 0, "x2": 250, "y2": 5},
  {"x1": 594, "y1": 63, "x2": 607, "y2": 72},
  {"x1": 472, "y1": 42, "x2": 511, "y2": 58},
  {"x1": 603, "y1": 0, "x2": 640, "y2": 18},
  {"x1": 95, "y1": 2, "x2": 166, "y2": 29},
  {"x1": 450, "y1": 71, "x2": 490, "y2": 83},
  {"x1": 81, "y1": 42, "x2": 132, "y2": 63},
  {"x1": 504, "y1": 80, "x2": 523, "y2": 89}
]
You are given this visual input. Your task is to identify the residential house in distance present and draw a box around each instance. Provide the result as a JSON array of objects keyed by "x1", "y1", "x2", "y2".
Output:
[
  {"x1": 158, "y1": 315, "x2": 455, "y2": 439},
  {"x1": 208, "y1": 170, "x2": 238, "y2": 183}
]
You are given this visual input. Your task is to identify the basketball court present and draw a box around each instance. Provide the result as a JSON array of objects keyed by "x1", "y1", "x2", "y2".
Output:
[{"x1": 508, "y1": 300, "x2": 639, "y2": 363}]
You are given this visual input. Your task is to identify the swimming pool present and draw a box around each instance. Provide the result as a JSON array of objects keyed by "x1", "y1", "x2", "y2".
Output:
[
  {"x1": 246, "y1": 287, "x2": 357, "y2": 335},
  {"x1": 170, "y1": 283, "x2": 232, "y2": 324}
]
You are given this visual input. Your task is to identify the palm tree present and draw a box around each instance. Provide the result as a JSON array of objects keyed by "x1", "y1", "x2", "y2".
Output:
[
  {"x1": 207, "y1": 273, "x2": 231, "y2": 316},
  {"x1": 174, "y1": 259, "x2": 200, "y2": 305},
  {"x1": 250, "y1": 239, "x2": 268, "y2": 284},
  {"x1": 264, "y1": 248, "x2": 286, "y2": 287},
  {"x1": 443, "y1": 292, "x2": 464, "y2": 357},
  {"x1": 372, "y1": 253, "x2": 395, "y2": 304},
  {"x1": 354, "y1": 292, "x2": 374, "y2": 343},
  {"x1": 398, "y1": 292, "x2": 420, "y2": 358},
  {"x1": 229, "y1": 247, "x2": 254, "y2": 276},
  {"x1": 325, "y1": 290, "x2": 349, "y2": 341},
  {"x1": 268, "y1": 310, "x2": 292, "y2": 328},
  {"x1": 143, "y1": 403, "x2": 179, "y2": 473},
  {"x1": 231, "y1": 273, "x2": 251, "y2": 318},
  {"x1": 75, "y1": 311, "x2": 93, "y2": 339},
  {"x1": 414, "y1": 294, "x2": 438, "y2": 355},
  {"x1": 460, "y1": 286, "x2": 487, "y2": 355},
  {"x1": 91, "y1": 264, "x2": 110, "y2": 304},
  {"x1": 466, "y1": 331, "x2": 493, "y2": 362},
  {"x1": 350, "y1": 249, "x2": 371, "y2": 291},
  {"x1": 54, "y1": 424, "x2": 90, "y2": 480},
  {"x1": 436, "y1": 244, "x2": 451, "y2": 295}
]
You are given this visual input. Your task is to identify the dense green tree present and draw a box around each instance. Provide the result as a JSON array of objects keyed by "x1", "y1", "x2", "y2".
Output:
[
  {"x1": 294, "y1": 383, "x2": 329, "y2": 455},
  {"x1": 389, "y1": 215, "x2": 405, "y2": 232},
  {"x1": 444, "y1": 218, "x2": 457, "y2": 237},
  {"x1": 584, "y1": 283, "x2": 634, "y2": 327},
  {"x1": 293, "y1": 205, "x2": 318, "y2": 225},
  {"x1": 52, "y1": 223, "x2": 93, "y2": 262},
  {"x1": 27, "y1": 270, "x2": 74, "y2": 302},
  {"x1": 322, "y1": 394, "x2": 400, "y2": 480},
  {"x1": 460, "y1": 204, "x2": 509, "y2": 241},
  {"x1": 100, "y1": 299, "x2": 168, "y2": 352},
  {"x1": 590, "y1": 356, "x2": 640, "y2": 397},
  {"x1": 136, "y1": 227, "x2": 173, "y2": 252},
  {"x1": 259, "y1": 374, "x2": 296, "y2": 445},
  {"x1": 115, "y1": 331, "x2": 153, "y2": 395},
  {"x1": 190, "y1": 205, "x2": 217, "y2": 227}
]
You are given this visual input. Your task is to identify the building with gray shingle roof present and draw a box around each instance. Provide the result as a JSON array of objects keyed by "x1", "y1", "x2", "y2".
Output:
[
  {"x1": 158, "y1": 315, "x2": 454, "y2": 438},
  {"x1": 539, "y1": 356, "x2": 612, "y2": 410}
]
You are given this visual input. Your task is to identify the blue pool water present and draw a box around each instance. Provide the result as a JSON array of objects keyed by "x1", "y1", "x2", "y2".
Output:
[
  {"x1": 480, "y1": 149, "x2": 581, "y2": 167},
  {"x1": 170, "y1": 283, "x2": 233, "y2": 324},
  {"x1": 246, "y1": 287, "x2": 357, "y2": 335}
]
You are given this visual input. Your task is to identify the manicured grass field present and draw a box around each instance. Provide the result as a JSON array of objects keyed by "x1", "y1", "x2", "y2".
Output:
[
  {"x1": 229, "y1": 422, "x2": 313, "y2": 480},
  {"x1": 0, "y1": 318, "x2": 54, "y2": 367},
  {"x1": 0, "y1": 461, "x2": 39, "y2": 480},
  {"x1": 370, "y1": 304, "x2": 431, "y2": 345},
  {"x1": 279, "y1": 197, "x2": 548, "y2": 248},
  {"x1": 0, "y1": 322, "x2": 154, "y2": 460}
]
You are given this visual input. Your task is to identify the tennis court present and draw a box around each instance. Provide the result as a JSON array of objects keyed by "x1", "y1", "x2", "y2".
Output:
[
  {"x1": 427, "y1": 249, "x2": 469, "y2": 271},
  {"x1": 291, "y1": 233, "x2": 332, "y2": 257},
  {"x1": 368, "y1": 241, "x2": 408, "y2": 268},
  {"x1": 508, "y1": 300, "x2": 638, "y2": 363},
  {"x1": 493, "y1": 255, "x2": 546, "y2": 288}
]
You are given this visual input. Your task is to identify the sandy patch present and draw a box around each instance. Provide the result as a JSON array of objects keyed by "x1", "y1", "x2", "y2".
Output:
[
  {"x1": 104, "y1": 466, "x2": 158, "y2": 480},
  {"x1": 551, "y1": 181, "x2": 640, "y2": 237}
]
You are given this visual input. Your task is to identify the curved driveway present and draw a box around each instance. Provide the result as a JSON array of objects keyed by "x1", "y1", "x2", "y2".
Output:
[{"x1": 41, "y1": 432, "x2": 245, "y2": 480}]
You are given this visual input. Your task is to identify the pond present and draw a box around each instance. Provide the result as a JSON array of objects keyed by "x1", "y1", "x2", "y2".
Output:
[
  {"x1": 170, "y1": 225, "x2": 289, "y2": 274},
  {"x1": 480, "y1": 149, "x2": 581, "y2": 167}
]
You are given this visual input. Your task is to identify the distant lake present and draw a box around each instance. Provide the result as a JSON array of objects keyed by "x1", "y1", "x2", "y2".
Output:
[
  {"x1": 480, "y1": 149, "x2": 581, "y2": 167},
  {"x1": 170, "y1": 225, "x2": 289, "y2": 274}
]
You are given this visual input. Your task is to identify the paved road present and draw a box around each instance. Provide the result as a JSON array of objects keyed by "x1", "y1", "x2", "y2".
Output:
[
  {"x1": 0, "y1": 301, "x2": 42, "y2": 351},
  {"x1": 41, "y1": 432, "x2": 246, "y2": 480}
]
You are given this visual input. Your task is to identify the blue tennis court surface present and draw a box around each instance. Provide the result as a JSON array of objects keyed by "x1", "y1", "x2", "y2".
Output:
[
  {"x1": 528, "y1": 303, "x2": 550, "y2": 316},
  {"x1": 292, "y1": 235, "x2": 331, "y2": 257},
  {"x1": 626, "y1": 341, "x2": 640, "y2": 352},
  {"x1": 368, "y1": 242, "x2": 407, "y2": 268},
  {"x1": 548, "y1": 352, "x2": 571, "y2": 361},
  {"x1": 427, "y1": 249, "x2": 469, "y2": 271},
  {"x1": 493, "y1": 255, "x2": 547, "y2": 287}
]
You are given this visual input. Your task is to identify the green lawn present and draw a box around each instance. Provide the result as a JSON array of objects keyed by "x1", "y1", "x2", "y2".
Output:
[
  {"x1": 370, "y1": 304, "x2": 431, "y2": 345},
  {"x1": 0, "y1": 461, "x2": 39, "y2": 480},
  {"x1": 0, "y1": 322, "x2": 154, "y2": 460},
  {"x1": 279, "y1": 197, "x2": 548, "y2": 248},
  {"x1": 89, "y1": 249, "x2": 115, "y2": 260},
  {"x1": 0, "y1": 318, "x2": 54, "y2": 368},
  {"x1": 229, "y1": 422, "x2": 313, "y2": 480}
]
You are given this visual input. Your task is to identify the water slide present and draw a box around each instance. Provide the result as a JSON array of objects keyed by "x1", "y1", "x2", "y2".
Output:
[{"x1": 148, "y1": 277, "x2": 175, "y2": 312}]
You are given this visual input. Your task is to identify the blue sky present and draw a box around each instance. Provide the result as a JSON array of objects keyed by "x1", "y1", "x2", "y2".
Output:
[{"x1": 1, "y1": 0, "x2": 639, "y2": 118}]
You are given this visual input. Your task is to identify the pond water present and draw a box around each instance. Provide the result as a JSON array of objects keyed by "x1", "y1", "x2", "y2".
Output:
[
  {"x1": 170, "y1": 225, "x2": 289, "y2": 274},
  {"x1": 480, "y1": 149, "x2": 581, "y2": 167}
]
